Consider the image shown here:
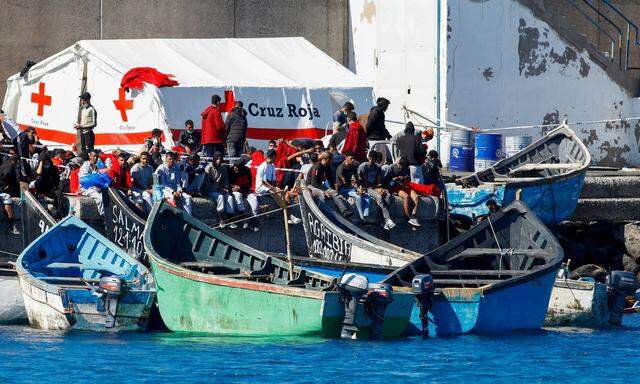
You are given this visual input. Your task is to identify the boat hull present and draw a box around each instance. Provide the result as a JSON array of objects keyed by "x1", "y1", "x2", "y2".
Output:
[
  {"x1": 0, "y1": 273, "x2": 27, "y2": 324},
  {"x1": 150, "y1": 256, "x2": 413, "y2": 338},
  {"x1": 19, "y1": 276, "x2": 154, "y2": 332},
  {"x1": 545, "y1": 279, "x2": 609, "y2": 327}
]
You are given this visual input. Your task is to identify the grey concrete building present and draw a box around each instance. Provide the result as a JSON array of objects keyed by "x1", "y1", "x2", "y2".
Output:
[{"x1": 0, "y1": 0, "x2": 349, "y2": 98}]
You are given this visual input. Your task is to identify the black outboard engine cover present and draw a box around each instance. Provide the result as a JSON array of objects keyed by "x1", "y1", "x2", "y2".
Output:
[
  {"x1": 338, "y1": 274, "x2": 369, "y2": 339},
  {"x1": 365, "y1": 283, "x2": 393, "y2": 340},
  {"x1": 607, "y1": 271, "x2": 638, "y2": 325},
  {"x1": 96, "y1": 276, "x2": 128, "y2": 328},
  {"x1": 412, "y1": 274, "x2": 435, "y2": 338}
]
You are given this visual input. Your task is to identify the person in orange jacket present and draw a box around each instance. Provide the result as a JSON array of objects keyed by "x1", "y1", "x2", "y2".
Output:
[{"x1": 201, "y1": 94, "x2": 226, "y2": 158}]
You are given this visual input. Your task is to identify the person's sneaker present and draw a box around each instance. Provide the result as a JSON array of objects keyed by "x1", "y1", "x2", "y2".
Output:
[
  {"x1": 408, "y1": 218, "x2": 421, "y2": 227},
  {"x1": 253, "y1": 226, "x2": 259, "y2": 232},
  {"x1": 242, "y1": 222, "x2": 250, "y2": 230},
  {"x1": 229, "y1": 223, "x2": 238, "y2": 229},
  {"x1": 10, "y1": 225, "x2": 21, "y2": 235},
  {"x1": 383, "y1": 219, "x2": 396, "y2": 230},
  {"x1": 288, "y1": 215, "x2": 302, "y2": 225}
]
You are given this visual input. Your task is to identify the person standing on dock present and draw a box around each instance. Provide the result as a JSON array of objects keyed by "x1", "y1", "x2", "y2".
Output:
[
  {"x1": 366, "y1": 97, "x2": 392, "y2": 141},
  {"x1": 155, "y1": 151, "x2": 192, "y2": 214},
  {"x1": 0, "y1": 155, "x2": 21, "y2": 234},
  {"x1": 200, "y1": 95, "x2": 226, "y2": 158},
  {"x1": 224, "y1": 101, "x2": 248, "y2": 158},
  {"x1": 74, "y1": 92, "x2": 97, "y2": 153}
]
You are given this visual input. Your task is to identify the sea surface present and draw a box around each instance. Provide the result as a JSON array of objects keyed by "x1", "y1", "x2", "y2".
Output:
[{"x1": 1, "y1": 316, "x2": 638, "y2": 384}]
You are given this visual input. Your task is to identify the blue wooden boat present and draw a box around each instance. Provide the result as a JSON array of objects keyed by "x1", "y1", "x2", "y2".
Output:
[
  {"x1": 447, "y1": 125, "x2": 591, "y2": 225},
  {"x1": 16, "y1": 215, "x2": 155, "y2": 331},
  {"x1": 382, "y1": 201, "x2": 563, "y2": 335}
]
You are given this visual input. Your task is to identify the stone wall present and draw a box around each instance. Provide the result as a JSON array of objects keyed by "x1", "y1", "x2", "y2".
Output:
[{"x1": 0, "y1": 0, "x2": 349, "y2": 98}]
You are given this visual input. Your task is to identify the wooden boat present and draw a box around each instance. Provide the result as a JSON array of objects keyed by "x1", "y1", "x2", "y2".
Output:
[
  {"x1": 448, "y1": 125, "x2": 591, "y2": 225},
  {"x1": 545, "y1": 277, "x2": 609, "y2": 327},
  {"x1": 382, "y1": 201, "x2": 564, "y2": 335},
  {"x1": 299, "y1": 184, "x2": 422, "y2": 267},
  {"x1": 105, "y1": 188, "x2": 146, "y2": 261},
  {"x1": 143, "y1": 200, "x2": 415, "y2": 338},
  {"x1": 0, "y1": 190, "x2": 56, "y2": 324},
  {"x1": 16, "y1": 215, "x2": 155, "y2": 331}
]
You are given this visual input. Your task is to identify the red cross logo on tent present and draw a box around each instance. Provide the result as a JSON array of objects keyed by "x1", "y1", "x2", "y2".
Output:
[
  {"x1": 113, "y1": 87, "x2": 134, "y2": 122},
  {"x1": 31, "y1": 82, "x2": 52, "y2": 117}
]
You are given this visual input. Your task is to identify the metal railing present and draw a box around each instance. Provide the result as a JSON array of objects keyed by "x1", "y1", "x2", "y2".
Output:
[{"x1": 568, "y1": 0, "x2": 640, "y2": 70}]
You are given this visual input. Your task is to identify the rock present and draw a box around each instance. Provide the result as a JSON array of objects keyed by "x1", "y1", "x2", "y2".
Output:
[
  {"x1": 623, "y1": 223, "x2": 640, "y2": 260},
  {"x1": 569, "y1": 264, "x2": 608, "y2": 283},
  {"x1": 623, "y1": 254, "x2": 639, "y2": 274}
]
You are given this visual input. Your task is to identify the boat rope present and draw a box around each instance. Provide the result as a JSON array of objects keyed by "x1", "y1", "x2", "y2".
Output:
[
  {"x1": 401, "y1": 105, "x2": 640, "y2": 133},
  {"x1": 0, "y1": 250, "x2": 19, "y2": 257},
  {"x1": 210, "y1": 202, "x2": 301, "y2": 229}
]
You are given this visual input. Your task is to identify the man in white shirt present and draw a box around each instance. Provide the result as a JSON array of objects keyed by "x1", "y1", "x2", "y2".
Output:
[
  {"x1": 255, "y1": 149, "x2": 278, "y2": 196},
  {"x1": 74, "y1": 92, "x2": 97, "y2": 153}
]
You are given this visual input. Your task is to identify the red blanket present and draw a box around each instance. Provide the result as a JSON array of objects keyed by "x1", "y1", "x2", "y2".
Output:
[
  {"x1": 341, "y1": 121, "x2": 368, "y2": 161},
  {"x1": 121, "y1": 67, "x2": 179, "y2": 90}
]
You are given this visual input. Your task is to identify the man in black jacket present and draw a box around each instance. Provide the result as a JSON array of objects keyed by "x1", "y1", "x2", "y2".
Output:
[
  {"x1": 0, "y1": 155, "x2": 20, "y2": 234},
  {"x1": 178, "y1": 119, "x2": 201, "y2": 152},
  {"x1": 366, "y1": 97, "x2": 392, "y2": 140},
  {"x1": 225, "y1": 101, "x2": 248, "y2": 157}
]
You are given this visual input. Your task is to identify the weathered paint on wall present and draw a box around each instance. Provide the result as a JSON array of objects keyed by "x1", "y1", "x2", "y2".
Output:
[
  {"x1": 349, "y1": 0, "x2": 448, "y2": 162},
  {"x1": 447, "y1": 0, "x2": 640, "y2": 167}
]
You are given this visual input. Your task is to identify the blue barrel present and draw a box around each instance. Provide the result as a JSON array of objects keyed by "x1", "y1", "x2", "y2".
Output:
[
  {"x1": 475, "y1": 133, "x2": 502, "y2": 172},
  {"x1": 449, "y1": 144, "x2": 474, "y2": 172}
]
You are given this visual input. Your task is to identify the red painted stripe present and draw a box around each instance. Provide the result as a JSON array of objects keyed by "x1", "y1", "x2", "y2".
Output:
[{"x1": 19, "y1": 124, "x2": 327, "y2": 146}]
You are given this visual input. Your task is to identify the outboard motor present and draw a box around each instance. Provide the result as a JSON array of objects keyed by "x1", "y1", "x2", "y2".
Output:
[
  {"x1": 412, "y1": 274, "x2": 435, "y2": 338},
  {"x1": 364, "y1": 283, "x2": 394, "y2": 340},
  {"x1": 338, "y1": 273, "x2": 369, "y2": 339},
  {"x1": 606, "y1": 271, "x2": 638, "y2": 325},
  {"x1": 96, "y1": 276, "x2": 128, "y2": 328}
]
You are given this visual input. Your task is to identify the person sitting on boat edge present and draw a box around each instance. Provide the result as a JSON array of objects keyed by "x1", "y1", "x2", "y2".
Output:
[
  {"x1": 0, "y1": 154, "x2": 21, "y2": 234},
  {"x1": 229, "y1": 157, "x2": 259, "y2": 232},
  {"x1": 178, "y1": 119, "x2": 201, "y2": 153},
  {"x1": 356, "y1": 150, "x2": 395, "y2": 230},
  {"x1": 476, "y1": 199, "x2": 501, "y2": 223},
  {"x1": 306, "y1": 151, "x2": 353, "y2": 218},
  {"x1": 109, "y1": 152, "x2": 132, "y2": 196},
  {"x1": 406, "y1": 150, "x2": 444, "y2": 198},
  {"x1": 382, "y1": 156, "x2": 421, "y2": 227},
  {"x1": 33, "y1": 153, "x2": 61, "y2": 210},
  {"x1": 130, "y1": 151, "x2": 154, "y2": 213},
  {"x1": 181, "y1": 153, "x2": 206, "y2": 196},
  {"x1": 336, "y1": 152, "x2": 367, "y2": 221},
  {"x1": 78, "y1": 150, "x2": 109, "y2": 218},
  {"x1": 202, "y1": 151, "x2": 234, "y2": 227},
  {"x1": 255, "y1": 148, "x2": 301, "y2": 225},
  {"x1": 155, "y1": 151, "x2": 192, "y2": 214}
]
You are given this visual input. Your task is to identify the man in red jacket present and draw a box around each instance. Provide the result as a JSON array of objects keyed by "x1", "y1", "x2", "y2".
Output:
[{"x1": 201, "y1": 94, "x2": 226, "y2": 158}]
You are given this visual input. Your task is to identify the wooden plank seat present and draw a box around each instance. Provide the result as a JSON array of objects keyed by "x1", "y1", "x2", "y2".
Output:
[
  {"x1": 217, "y1": 274, "x2": 272, "y2": 280},
  {"x1": 456, "y1": 248, "x2": 550, "y2": 257},
  {"x1": 38, "y1": 276, "x2": 102, "y2": 283},
  {"x1": 433, "y1": 278, "x2": 499, "y2": 286},
  {"x1": 430, "y1": 269, "x2": 529, "y2": 276},
  {"x1": 509, "y1": 163, "x2": 582, "y2": 173}
]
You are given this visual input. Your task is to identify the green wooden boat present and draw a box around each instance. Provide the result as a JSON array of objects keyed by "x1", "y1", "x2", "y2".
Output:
[{"x1": 143, "y1": 200, "x2": 414, "y2": 338}]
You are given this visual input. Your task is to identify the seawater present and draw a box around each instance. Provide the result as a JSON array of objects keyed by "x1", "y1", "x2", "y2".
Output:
[{"x1": 1, "y1": 317, "x2": 638, "y2": 384}]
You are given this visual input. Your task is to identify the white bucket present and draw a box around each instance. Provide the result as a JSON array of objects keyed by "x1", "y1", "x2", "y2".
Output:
[{"x1": 505, "y1": 136, "x2": 532, "y2": 158}]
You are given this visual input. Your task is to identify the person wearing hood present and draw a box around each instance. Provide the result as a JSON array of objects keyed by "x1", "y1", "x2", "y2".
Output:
[
  {"x1": 366, "y1": 97, "x2": 392, "y2": 141},
  {"x1": 341, "y1": 112, "x2": 368, "y2": 162},
  {"x1": 394, "y1": 121, "x2": 425, "y2": 183},
  {"x1": 225, "y1": 101, "x2": 248, "y2": 157},
  {"x1": 201, "y1": 94, "x2": 226, "y2": 158}
]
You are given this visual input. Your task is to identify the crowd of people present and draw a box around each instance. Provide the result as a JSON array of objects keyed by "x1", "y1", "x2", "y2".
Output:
[{"x1": 0, "y1": 93, "x2": 444, "y2": 234}]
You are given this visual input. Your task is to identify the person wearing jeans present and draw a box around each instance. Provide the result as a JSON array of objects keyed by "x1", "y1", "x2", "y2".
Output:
[
  {"x1": 306, "y1": 151, "x2": 352, "y2": 218},
  {"x1": 357, "y1": 150, "x2": 395, "y2": 230}
]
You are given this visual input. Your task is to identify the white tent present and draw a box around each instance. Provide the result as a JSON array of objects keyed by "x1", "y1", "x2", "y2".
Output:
[{"x1": 3, "y1": 38, "x2": 373, "y2": 150}]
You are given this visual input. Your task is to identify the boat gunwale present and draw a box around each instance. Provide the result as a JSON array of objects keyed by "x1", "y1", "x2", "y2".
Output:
[
  {"x1": 16, "y1": 216, "x2": 154, "y2": 295},
  {"x1": 106, "y1": 187, "x2": 147, "y2": 228},
  {"x1": 22, "y1": 190, "x2": 56, "y2": 225},
  {"x1": 147, "y1": 252, "x2": 327, "y2": 300},
  {"x1": 459, "y1": 125, "x2": 592, "y2": 188},
  {"x1": 299, "y1": 183, "x2": 420, "y2": 262},
  {"x1": 382, "y1": 201, "x2": 564, "y2": 294}
]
